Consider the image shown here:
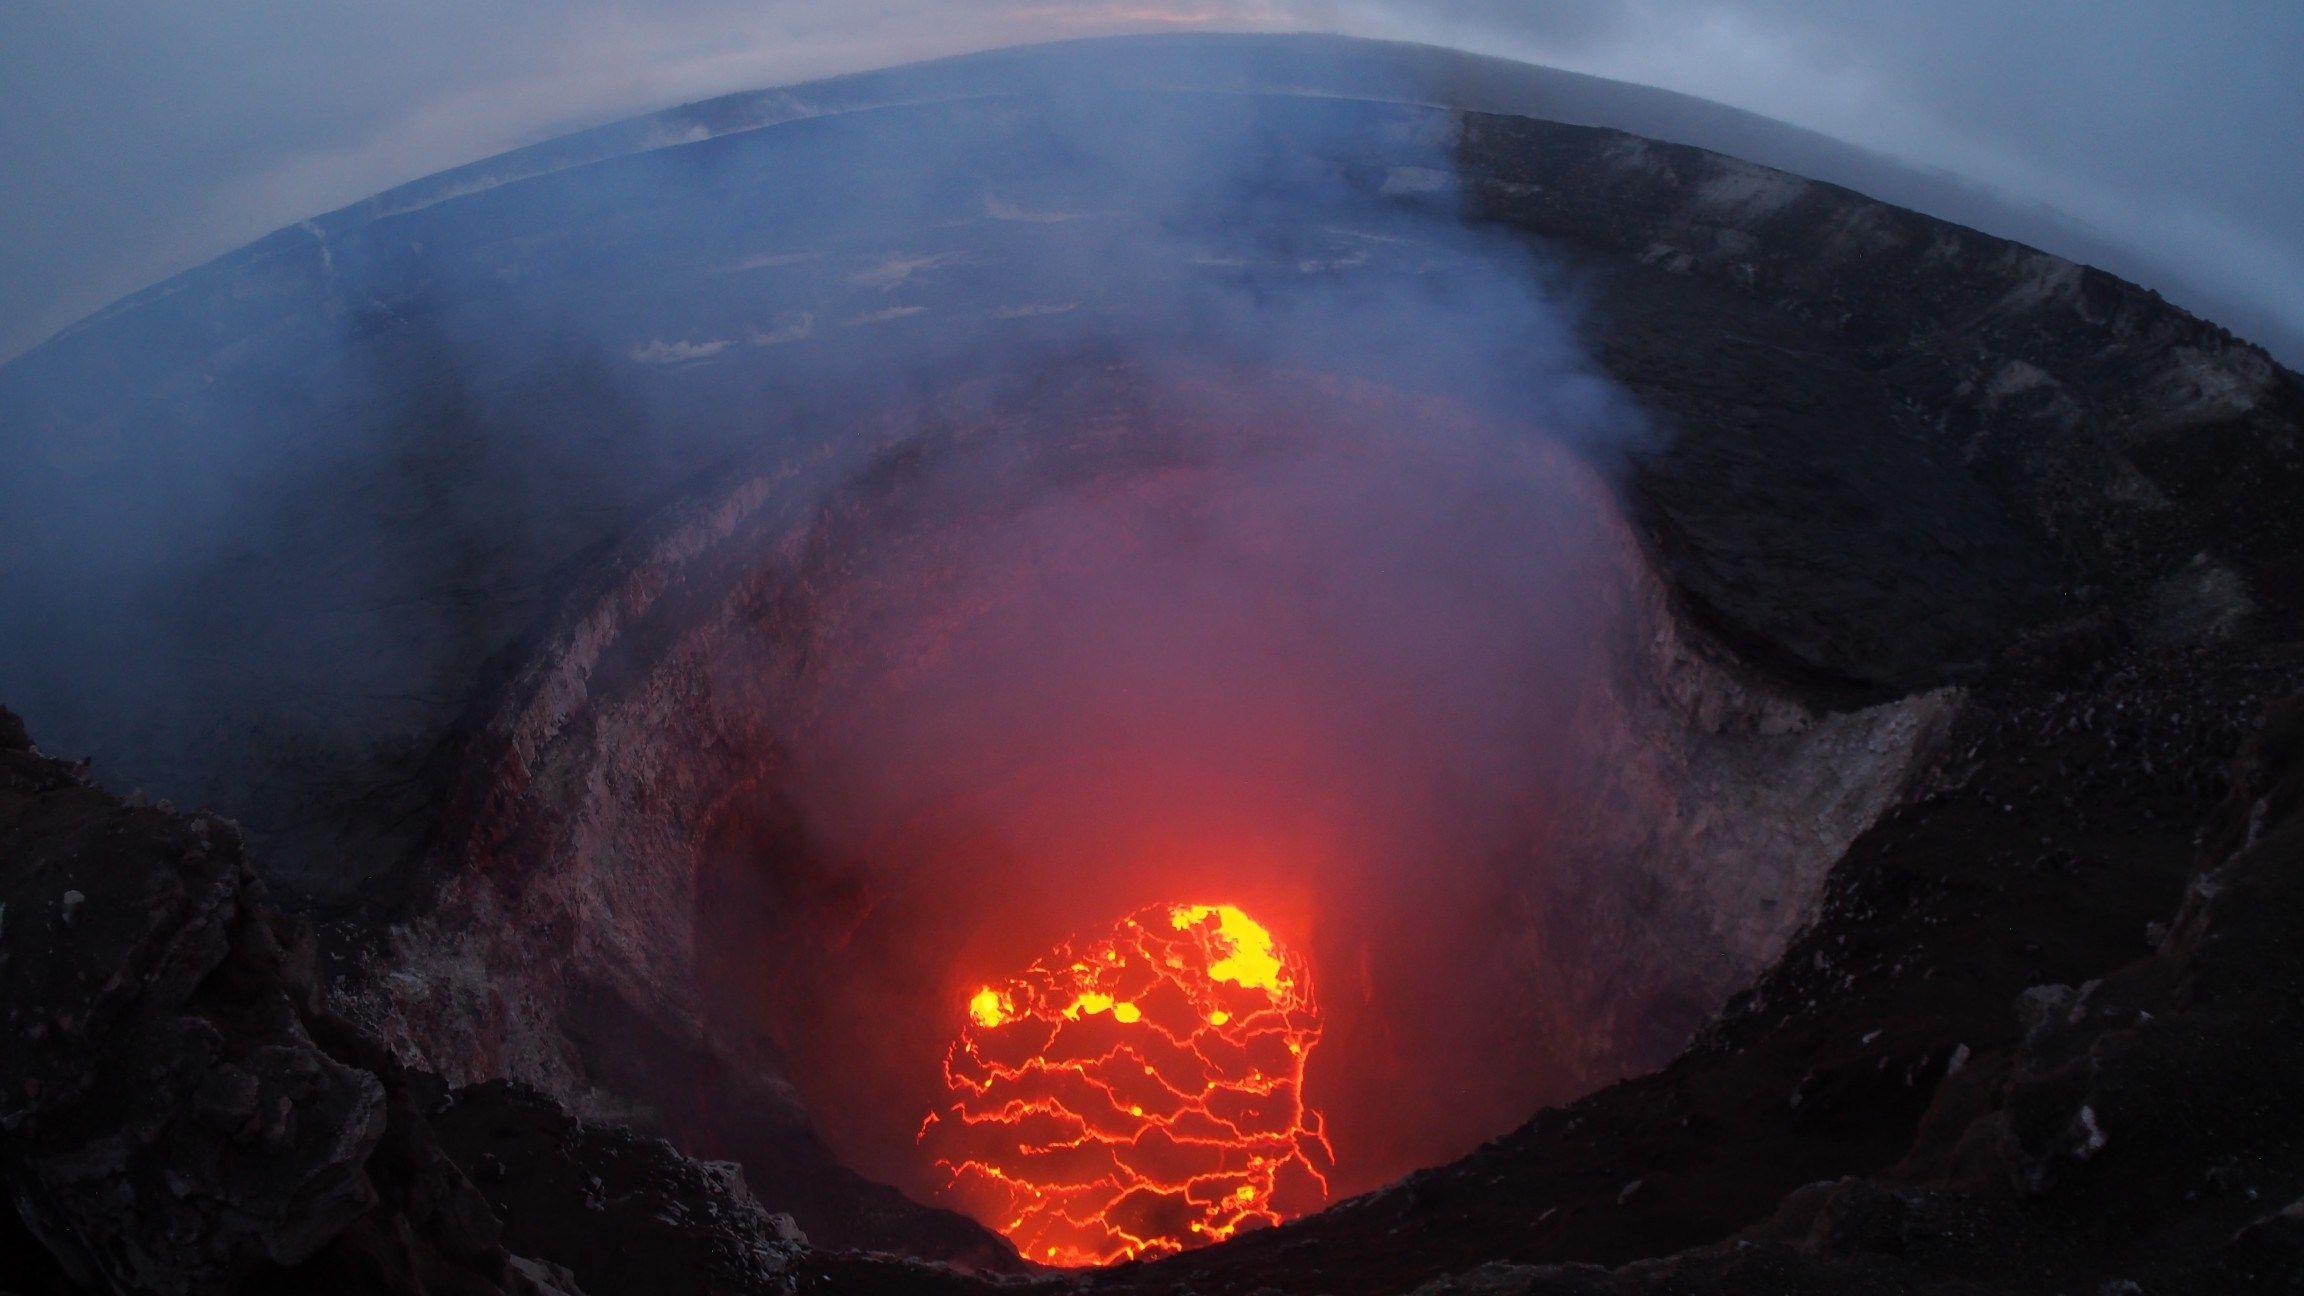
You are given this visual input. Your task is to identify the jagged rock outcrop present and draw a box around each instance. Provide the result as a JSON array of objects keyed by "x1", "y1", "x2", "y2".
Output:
[
  {"x1": 431, "y1": 1081, "x2": 803, "y2": 1296},
  {"x1": 0, "y1": 705, "x2": 527, "y2": 1293},
  {"x1": 1402, "y1": 687, "x2": 2304, "y2": 1294},
  {"x1": 0, "y1": 706, "x2": 804, "y2": 1296}
]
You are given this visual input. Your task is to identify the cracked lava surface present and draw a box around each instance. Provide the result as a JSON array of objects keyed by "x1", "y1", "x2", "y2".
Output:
[{"x1": 919, "y1": 903, "x2": 1332, "y2": 1266}]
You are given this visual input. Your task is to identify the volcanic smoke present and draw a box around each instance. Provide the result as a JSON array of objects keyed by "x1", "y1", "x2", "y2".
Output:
[
  {"x1": 920, "y1": 902, "x2": 1332, "y2": 1266},
  {"x1": 738, "y1": 367, "x2": 1641, "y2": 1231}
]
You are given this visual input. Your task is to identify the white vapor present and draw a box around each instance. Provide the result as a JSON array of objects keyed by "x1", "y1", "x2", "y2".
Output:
[{"x1": 1, "y1": 1, "x2": 2299, "y2": 362}]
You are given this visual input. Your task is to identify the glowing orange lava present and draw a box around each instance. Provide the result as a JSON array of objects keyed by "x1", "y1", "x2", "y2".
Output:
[{"x1": 919, "y1": 902, "x2": 1332, "y2": 1267}]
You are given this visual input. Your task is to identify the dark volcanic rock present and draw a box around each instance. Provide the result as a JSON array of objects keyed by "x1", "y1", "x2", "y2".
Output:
[
  {"x1": 1399, "y1": 686, "x2": 2304, "y2": 1294},
  {"x1": 0, "y1": 709, "x2": 390, "y2": 1291},
  {"x1": 430, "y1": 1080, "x2": 803, "y2": 1296},
  {"x1": 1449, "y1": 114, "x2": 2304, "y2": 700},
  {"x1": 0, "y1": 707, "x2": 541, "y2": 1295},
  {"x1": 0, "y1": 700, "x2": 976, "y2": 1296}
]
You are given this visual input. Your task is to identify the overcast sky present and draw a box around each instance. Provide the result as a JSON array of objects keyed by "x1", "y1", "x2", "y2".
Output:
[{"x1": 2, "y1": 1, "x2": 2298, "y2": 363}]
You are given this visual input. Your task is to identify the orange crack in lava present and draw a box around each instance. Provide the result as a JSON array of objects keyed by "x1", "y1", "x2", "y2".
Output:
[{"x1": 919, "y1": 902, "x2": 1333, "y2": 1267}]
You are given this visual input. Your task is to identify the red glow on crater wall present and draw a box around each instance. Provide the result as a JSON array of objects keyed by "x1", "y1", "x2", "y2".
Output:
[{"x1": 919, "y1": 902, "x2": 1332, "y2": 1266}]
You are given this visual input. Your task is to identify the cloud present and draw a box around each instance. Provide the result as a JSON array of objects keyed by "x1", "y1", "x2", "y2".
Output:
[
  {"x1": 1316, "y1": 1, "x2": 2304, "y2": 357},
  {"x1": 1, "y1": 2, "x2": 2299, "y2": 361}
]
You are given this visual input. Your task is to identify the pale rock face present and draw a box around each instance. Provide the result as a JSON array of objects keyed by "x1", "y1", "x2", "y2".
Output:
[
  {"x1": 1692, "y1": 160, "x2": 1809, "y2": 223},
  {"x1": 353, "y1": 381, "x2": 1960, "y2": 1203}
]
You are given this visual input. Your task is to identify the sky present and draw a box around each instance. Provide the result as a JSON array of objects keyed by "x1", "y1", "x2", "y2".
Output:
[{"x1": 1, "y1": 1, "x2": 2299, "y2": 364}]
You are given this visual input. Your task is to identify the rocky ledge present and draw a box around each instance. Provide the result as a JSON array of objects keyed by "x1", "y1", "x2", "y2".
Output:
[
  {"x1": 1403, "y1": 672, "x2": 2304, "y2": 1294},
  {"x1": 0, "y1": 707, "x2": 806, "y2": 1296},
  {"x1": 8, "y1": 648, "x2": 2302, "y2": 1294}
]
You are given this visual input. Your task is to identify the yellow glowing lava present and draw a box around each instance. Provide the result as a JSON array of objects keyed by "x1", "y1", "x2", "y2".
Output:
[
  {"x1": 1169, "y1": 902, "x2": 1287, "y2": 990},
  {"x1": 968, "y1": 987, "x2": 1010, "y2": 1028},
  {"x1": 921, "y1": 901, "x2": 1330, "y2": 1267}
]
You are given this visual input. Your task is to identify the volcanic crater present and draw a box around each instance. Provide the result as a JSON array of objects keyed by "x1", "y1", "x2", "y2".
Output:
[
  {"x1": 367, "y1": 352, "x2": 1956, "y2": 1265},
  {"x1": 3, "y1": 33, "x2": 2302, "y2": 1296}
]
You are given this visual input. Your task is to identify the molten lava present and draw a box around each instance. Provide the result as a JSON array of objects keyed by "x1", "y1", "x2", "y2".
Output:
[{"x1": 920, "y1": 903, "x2": 1332, "y2": 1266}]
